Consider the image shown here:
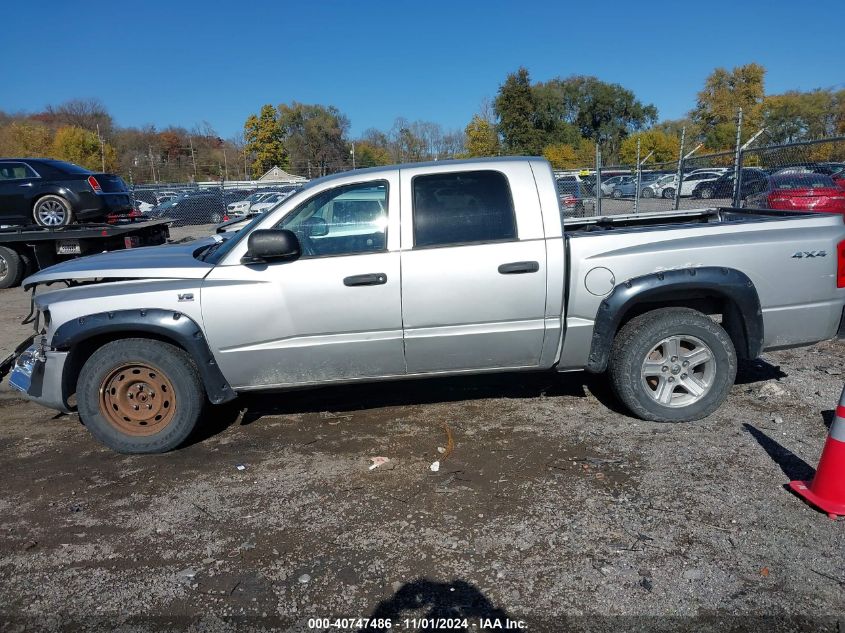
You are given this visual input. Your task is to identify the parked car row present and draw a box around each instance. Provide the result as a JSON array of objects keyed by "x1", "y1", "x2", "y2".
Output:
[{"x1": 129, "y1": 184, "x2": 304, "y2": 226}]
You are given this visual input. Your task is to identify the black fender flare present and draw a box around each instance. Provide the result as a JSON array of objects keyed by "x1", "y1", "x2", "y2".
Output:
[
  {"x1": 52, "y1": 308, "x2": 236, "y2": 405},
  {"x1": 585, "y1": 267, "x2": 763, "y2": 373}
]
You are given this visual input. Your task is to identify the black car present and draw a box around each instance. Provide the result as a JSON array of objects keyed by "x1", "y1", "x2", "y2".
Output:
[
  {"x1": 149, "y1": 192, "x2": 228, "y2": 225},
  {"x1": 691, "y1": 169, "x2": 768, "y2": 201},
  {"x1": 0, "y1": 158, "x2": 132, "y2": 227}
]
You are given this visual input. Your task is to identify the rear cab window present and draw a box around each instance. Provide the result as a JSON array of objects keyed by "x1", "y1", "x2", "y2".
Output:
[{"x1": 412, "y1": 170, "x2": 517, "y2": 248}]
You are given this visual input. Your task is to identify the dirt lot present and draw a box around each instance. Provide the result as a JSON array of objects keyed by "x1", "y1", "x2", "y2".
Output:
[{"x1": 0, "y1": 223, "x2": 843, "y2": 632}]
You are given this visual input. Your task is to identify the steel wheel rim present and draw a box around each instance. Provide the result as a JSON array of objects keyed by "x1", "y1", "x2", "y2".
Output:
[
  {"x1": 37, "y1": 200, "x2": 67, "y2": 226},
  {"x1": 640, "y1": 334, "x2": 716, "y2": 408},
  {"x1": 701, "y1": 189, "x2": 713, "y2": 199},
  {"x1": 100, "y1": 362, "x2": 177, "y2": 436},
  {"x1": 0, "y1": 255, "x2": 7, "y2": 279}
]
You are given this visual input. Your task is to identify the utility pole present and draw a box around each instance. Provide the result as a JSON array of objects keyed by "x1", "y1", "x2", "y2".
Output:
[
  {"x1": 350, "y1": 142, "x2": 356, "y2": 170},
  {"x1": 148, "y1": 146, "x2": 156, "y2": 183},
  {"x1": 634, "y1": 139, "x2": 642, "y2": 214},
  {"x1": 96, "y1": 124, "x2": 106, "y2": 172},
  {"x1": 673, "y1": 127, "x2": 687, "y2": 211},
  {"x1": 189, "y1": 137, "x2": 197, "y2": 181},
  {"x1": 731, "y1": 108, "x2": 744, "y2": 207}
]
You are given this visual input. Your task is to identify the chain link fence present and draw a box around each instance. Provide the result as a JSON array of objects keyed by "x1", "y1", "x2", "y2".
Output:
[
  {"x1": 127, "y1": 180, "x2": 307, "y2": 226},
  {"x1": 554, "y1": 134, "x2": 845, "y2": 220}
]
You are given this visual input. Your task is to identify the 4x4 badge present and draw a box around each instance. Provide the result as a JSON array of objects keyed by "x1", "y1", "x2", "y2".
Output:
[{"x1": 792, "y1": 251, "x2": 827, "y2": 258}]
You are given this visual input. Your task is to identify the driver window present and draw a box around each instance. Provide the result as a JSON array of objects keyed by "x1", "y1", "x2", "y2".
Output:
[{"x1": 275, "y1": 181, "x2": 388, "y2": 257}]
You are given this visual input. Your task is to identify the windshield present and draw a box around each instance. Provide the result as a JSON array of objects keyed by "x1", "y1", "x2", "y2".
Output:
[
  {"x1": 200, "y1": 183, "x2": 317, "y2": 264},
  {"x1": 772, "y1": 175, "x2": 836, "y2": 189},
  {"x1": 156, "y1": 196, "x2": 184, "y2": 209}
]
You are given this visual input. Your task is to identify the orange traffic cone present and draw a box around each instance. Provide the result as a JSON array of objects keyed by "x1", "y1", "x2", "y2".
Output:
[{"x1": 789, "y1": 385, "x2": 845, "y2": 519}]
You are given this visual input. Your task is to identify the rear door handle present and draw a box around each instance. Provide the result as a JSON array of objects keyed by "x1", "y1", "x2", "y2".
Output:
[
  {"x1": 498, "y1": 261, "x2": 540, "y2": 275},
  {"x1": 343, "y1": 273, "x2": 387, "y2": 287}
]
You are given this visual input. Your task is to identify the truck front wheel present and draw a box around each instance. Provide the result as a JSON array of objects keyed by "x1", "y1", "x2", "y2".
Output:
[
  {"x1": 608, "y1": 308, "x2": 737, "y2": 422},
  {"x1": 77, "y1": 339, "x2": 205, "y2": 453}
]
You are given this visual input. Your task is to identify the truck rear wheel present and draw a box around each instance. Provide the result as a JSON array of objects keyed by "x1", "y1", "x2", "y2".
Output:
[
  {"x1": 77, "y1": 339, "x2": 204, "y2": 453},
  {"x1": 608, "y1": 308, "x2": 737, "y2": 422},
  {"x1": 0, "y1": 246, "x2": 24, "y2": 288}
]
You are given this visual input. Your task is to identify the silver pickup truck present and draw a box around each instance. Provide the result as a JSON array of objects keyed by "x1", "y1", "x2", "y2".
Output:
[{"x1": 8, "y1": 157, "x2": 845, "y2": 453}]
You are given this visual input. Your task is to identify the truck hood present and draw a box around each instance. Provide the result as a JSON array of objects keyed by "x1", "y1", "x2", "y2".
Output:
[{"x1": 23, "y1": 237, "x2": 218, "y2": 287}]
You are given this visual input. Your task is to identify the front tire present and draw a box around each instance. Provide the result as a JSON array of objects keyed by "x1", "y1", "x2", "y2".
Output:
[
  {"x1": 77, "y1": 339, "x2": 205, "y2": 453},
  {"x1": 662, "y1": 188, "x2": 675, "y2": 199},
  {"x1": 612, "y1": 189, "x2": 622, "y2": 199},
  {"x1": 608, "y1": 308, "x2": 737, "y2": 422},
  {"x1": 33, "y1": 195, "x2": 73, "y2": 227},
  {"x1": 699, "y1": 187, "x2": 714, "y2": 200}
]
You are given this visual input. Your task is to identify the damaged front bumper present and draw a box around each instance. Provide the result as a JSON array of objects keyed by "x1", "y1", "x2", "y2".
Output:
[{"x1": 6, "y1": 339, "x2": 71, "y2": 413}]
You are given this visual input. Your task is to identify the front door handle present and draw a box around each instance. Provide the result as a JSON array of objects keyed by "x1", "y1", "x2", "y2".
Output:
[
  {"x1": 498, "y1": 261, "x2": 540, "y2": 275},
  {"x1": 343, "y1": 273, "x2": 387, "y2": 287}
]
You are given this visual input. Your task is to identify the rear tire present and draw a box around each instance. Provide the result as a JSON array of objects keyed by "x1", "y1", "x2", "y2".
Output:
[
  {"x1": 641, "y1": 188, "x2": 653, "y2": 199},
  {"x1": 608, "y1": 308, "x2": 737, "y2": 422},
  {"x1": 33, "y1": 195, "x2": 74, "y2": 227},
  {"x1": 77, "y1": 339, "x2": 205, "y2": 454},
  {"x1": 0, "y1": 246, "x2": 23, "y2": 288},
  {"x1": 612, "y1": 189, "x2": 622, "y2": 199}
]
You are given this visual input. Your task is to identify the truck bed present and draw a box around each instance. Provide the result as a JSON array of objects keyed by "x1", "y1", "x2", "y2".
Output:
[{"x1": 559, "y1": 206, "x2": 845, "y2": 369}]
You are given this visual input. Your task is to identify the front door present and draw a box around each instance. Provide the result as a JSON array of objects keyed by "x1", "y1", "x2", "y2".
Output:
[
  {"x1": 202, "y1": 177, "x2": 405, "y2": 389},
  {"x1": 399, "y1": 164, "x2": 548, "y2": 374}
]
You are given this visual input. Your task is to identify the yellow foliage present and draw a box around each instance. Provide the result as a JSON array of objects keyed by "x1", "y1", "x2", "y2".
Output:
[{"x1": 52, "y1": 126, "x2": 117, "y2": 171}]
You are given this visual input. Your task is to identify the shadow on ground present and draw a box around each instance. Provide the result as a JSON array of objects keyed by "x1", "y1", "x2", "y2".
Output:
[
  {"x1": 742, "y1": 422, "x2": 815, "y2": 481},
  {"x1": 361, "y1": 578, "x2": 514, "y2": 632}
]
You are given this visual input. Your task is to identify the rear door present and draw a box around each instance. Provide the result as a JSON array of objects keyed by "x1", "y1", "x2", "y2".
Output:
[{"x1": 399, "y1": 163, "x2": 548, "y2": 373}]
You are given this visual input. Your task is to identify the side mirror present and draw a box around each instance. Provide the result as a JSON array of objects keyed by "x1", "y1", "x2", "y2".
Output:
[{"x1": 243, "y1": 229, "x2": 300, "y2": 263}]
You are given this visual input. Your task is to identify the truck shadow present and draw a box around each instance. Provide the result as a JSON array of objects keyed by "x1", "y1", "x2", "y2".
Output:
[
  {"x1": 735, "y1": 358, "x2": 787, "y2": 385},
  {"x1": 190, "y1": 360, "x2": 785, "y2": 445},
  {"x1": 188, "y1": 370, "x2": 614, "y2": 443}
]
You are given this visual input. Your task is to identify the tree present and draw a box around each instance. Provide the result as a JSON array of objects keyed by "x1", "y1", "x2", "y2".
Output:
[
  {"x1": 52, "y1": 126, "x2": 117, "y2": 171},
  {"x1": 535, "y1": 76, "x2": 657, "y2": 161},
  {"x1": 354, "y1": 141, "x2": 391, "y2": 167},
  {"x1": 0, "y1": 120, "x2": 52, "y2": 157},
  {"x1": 244, "y1": 104, "x2": 286, "y2": 177},
  {"x1": 277, "y1": 102, "x2": 350, "y2": 177},
  {"x1": 619, "y1": 130, "x2": 680, "y2": 165},
  {"x1": 494, "y1": 67, "x2": 543, "y2": 155},
  {"x1": 762, "y1": 89, "x2": 840, "y2": 143},
  {"x1": 542, "y1": 144, "x2": 577, "y2": 169},
  {"x1": 691, "y1": 63, "x2": 766, "y2": 149},
  {"x1": 43, "y1": 98, "x2": 114, "y2": 135},
  {"x1": 464, "y1": 115, "x2": 499, "y2": 157}
]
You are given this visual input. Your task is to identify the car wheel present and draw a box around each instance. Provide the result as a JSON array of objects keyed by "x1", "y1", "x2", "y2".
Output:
[
  {"x1": 641, "y1": 188, "x2": 653, "y2": 199},
  {"x1": 662, "y1": 188, "x2": 675, "y2": 199},
  {"x1": 612, "y1": 189, "x2": 622, "y2": 199},
  {"x1": 608, "y1": 308, "x2": 737, "y2": 422},
  {"x1": 699, "y1": 187, "x2": 714, "y2": 200},
  {"x1": 77, "y1": 339, "x2": 205, "y2": 454},
  {"x1": 0, "y1": 246, "x2": 24, "y2": 289},
  {"x1": 33, "y1": 195, "x2": 74, "y2": 227},
  {"x1": 209, "y1": 211, "x2": 224, "y2": 224}
]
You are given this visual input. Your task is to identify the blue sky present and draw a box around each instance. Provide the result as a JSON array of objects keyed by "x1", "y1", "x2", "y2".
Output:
[{"x1": 2, "y1": 1, "x2": 843, "y2": 139}]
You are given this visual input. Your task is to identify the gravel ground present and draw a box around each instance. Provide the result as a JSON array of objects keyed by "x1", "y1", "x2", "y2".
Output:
[{"x1": 0, "y1": 222, "x2": 843, "y2": 632}]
